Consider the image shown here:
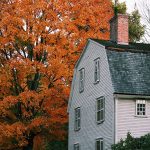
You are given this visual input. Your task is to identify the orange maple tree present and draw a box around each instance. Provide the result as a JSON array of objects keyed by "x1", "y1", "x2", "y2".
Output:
[{"x1": 0, "y1": 0, "x2": 113, "y2": 149}]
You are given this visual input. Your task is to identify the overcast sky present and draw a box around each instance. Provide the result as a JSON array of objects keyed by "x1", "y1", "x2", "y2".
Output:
[
  {"x1": 119, "y1": 0, "x2": 136, "y2": 12},
  {"x1": 119, "y1": 0, "x2": 149, "y2": 12}
]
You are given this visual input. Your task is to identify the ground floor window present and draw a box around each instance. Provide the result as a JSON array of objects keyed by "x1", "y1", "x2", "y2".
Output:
[
  {"x1": 96, "y1": 138, "x2": 103, "y2": 150},
  {"x1": 136, "y1": 100, "x2": 146, "y2": 116}
]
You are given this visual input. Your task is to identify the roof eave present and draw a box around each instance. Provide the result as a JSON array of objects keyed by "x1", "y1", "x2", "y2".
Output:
[{"x1": 114, "y1": 93, "x2": 150, "y2": 100}]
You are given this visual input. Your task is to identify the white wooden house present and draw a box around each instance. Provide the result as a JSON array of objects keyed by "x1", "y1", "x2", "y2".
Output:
[{"x1": 68, "y1": 14, "x2": 150, "y2": 150}]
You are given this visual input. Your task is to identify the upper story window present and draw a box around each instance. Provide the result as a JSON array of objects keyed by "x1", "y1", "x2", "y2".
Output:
[
  {"x1": 74, "y1": 107, "x2": 81, "y2": 131},
  {"x1": 136, "y1": 100, "x2": 146, "y2": 116},
  {"x1": 96, "y1": 97, "x2": 105, "y2": 124},
  {"x1": 74, "y1": 143, "x2": 80, "y2": 150},
  {"x1": 94, "y1": 58, "x2": 100, "y2": 84},
  {"x1": 96, "y1": 138, "x2": 103, "y2": 150},
  {"x1": 79, "y1": 68, "x2": 85, "y2": 93}
]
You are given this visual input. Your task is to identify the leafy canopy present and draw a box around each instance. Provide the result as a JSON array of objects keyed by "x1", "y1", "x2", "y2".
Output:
[
  {"x1": 129, "y1": 10, "x2": 145, "y2": 43},
  {"x1": 0, "y1": 0, "x2": 113, "y2": 149}
]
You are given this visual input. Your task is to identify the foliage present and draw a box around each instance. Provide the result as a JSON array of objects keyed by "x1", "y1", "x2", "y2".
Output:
[
  {"x1": 0, "y1": 0, "x2": 113, "y2": 149},
  {"x1": 46, "y1": 140, "x2": 68, "y2": 150},
  {"x1": 114, "y1": 2, "x2": 127, "y2": 15},
  {"x1": 112, "y1": 132, "x2": 150, "y2": 150},
  {"x1": 129, "y1": 10, "x2": 145, "y2": 43}
]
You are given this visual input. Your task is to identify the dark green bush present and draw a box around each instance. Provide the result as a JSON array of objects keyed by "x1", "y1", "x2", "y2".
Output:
[{"x1": 112, "y1": 132, "x2": 150, "y2": 150}]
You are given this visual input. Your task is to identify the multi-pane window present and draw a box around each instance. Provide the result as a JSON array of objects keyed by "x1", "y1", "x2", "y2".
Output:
[
  {"x1": 96, "y1": 138, "x2": 103, "y2": 150},
  {"x1": 94, "y1": 58, "x2": 100, "y2": 83},
  {"x1": 74, "y1": 143, "x2": 79, "y2": 150},
  {"x1": 136, "y1": 100, "x2": 146, "y2": 116},
  {"x1": 79, "y1": 68, "x2": 85, "y2": 92},
  {"x1": 96, "y1": 97, "x2": 105, "y2": 123},
  {"x1": 74, "y1": 107, "x2": 81, "y2": 131}
]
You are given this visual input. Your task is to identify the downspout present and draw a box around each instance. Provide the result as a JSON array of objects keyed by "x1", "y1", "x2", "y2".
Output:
[{"x1": 114, "y1": 95, "x2": 118, "y2": 144}]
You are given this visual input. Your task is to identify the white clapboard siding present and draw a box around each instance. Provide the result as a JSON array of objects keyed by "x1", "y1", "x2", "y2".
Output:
[
  {"x1": 116, "y1": 99, "x2": 150, "y2": 142},
  {"x1": 68, "y1": 40, "x2": 114, "y2": 150}
]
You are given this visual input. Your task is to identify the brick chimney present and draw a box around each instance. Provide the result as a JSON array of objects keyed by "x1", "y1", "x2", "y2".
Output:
[{"x1": 110, "y1": 14, "x2": 129, "y2": 45}]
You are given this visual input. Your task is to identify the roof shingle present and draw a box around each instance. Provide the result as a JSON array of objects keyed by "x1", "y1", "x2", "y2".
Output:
[{"x1": 107, "y1": 50, "x2": 150, "y2": 95}]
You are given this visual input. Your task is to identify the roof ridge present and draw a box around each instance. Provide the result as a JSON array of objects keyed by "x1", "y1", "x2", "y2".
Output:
[{"x1": 90, "y1": 39, "x2": 150, "y2": 52}]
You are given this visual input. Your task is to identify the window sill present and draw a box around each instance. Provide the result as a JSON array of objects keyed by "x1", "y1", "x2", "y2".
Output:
[
  {"x1": 94, "y1": 80, "x2": 100, "y2": 85},
  {"x1": 96, "y1": 120, "x2": 104, "y2": 125},
  {"x1": 74, "y1": 128, "x2": 80, "y2": 132},
  {"x1": 79, "y1": 89, "x2": 84, "y2": 93},
  {"x1": 134, "y1": 115, "x2": 148, "y2": 118}
]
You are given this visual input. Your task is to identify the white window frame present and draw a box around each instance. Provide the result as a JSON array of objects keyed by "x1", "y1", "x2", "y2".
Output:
[
  {"x1": 94, "y1": 58, "x2": 100, "y2": 84},
  {"x1": 95, "y1": 138, "x2": 103, "y2": 150},
  {"x1": 96, "y1": 97, "x2": 105, "y2": 124},
  {"x1": 74, "y1": 107, "x2": 81, "y2": 131},
  {"x1": 74, "y1": 143, "x2": 79, "y2": 150},
  {"x1": 136, "y1": 100, "x2": 146, "y2": 116},
  {"x1": 79, "y1": 68, "x2": 85, "y2": 93}
]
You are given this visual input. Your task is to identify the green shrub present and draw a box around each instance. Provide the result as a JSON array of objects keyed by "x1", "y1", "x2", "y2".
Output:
[{"x1": 112, "y1": 132, "x2": 150, "y2": 150}]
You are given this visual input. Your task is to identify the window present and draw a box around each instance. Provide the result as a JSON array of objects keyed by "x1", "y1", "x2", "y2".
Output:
[
  {"x1": 94, "y1": 58, "x2": 100, "y2": 83},
  {"x1": 96, "y1": 138, "x2": 103, "y2": 150},
  {"x1": 96, "y1": 97, "x2": 105, "y2": 123},
  {"x1": 74, "y1": 107, "x2": 81, "y2": 131},
  {"x1": 79, "y1": 68, "x2": 85, "y2": 92},
  {"x1": 74, "y1": 143, "x2": 79, "y2": 150},
  {"x1": 136, "y1": 100, "x2": 146, "y2": 116}
]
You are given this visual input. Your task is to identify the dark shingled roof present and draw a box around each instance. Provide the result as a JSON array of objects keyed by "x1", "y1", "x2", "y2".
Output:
[
  {"x1": 92, "y1": 39, "x2": 150, "y2": 52},
  {"x1": 92, "y1": 39, "x2": 150, "y2": 95}
]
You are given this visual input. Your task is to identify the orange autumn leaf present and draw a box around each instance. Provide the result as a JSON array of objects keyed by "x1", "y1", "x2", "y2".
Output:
[{"x1": 0, "y1": 0, "x2": 113, "y2": 149}]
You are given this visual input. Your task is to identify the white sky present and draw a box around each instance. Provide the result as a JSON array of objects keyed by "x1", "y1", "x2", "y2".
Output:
[
  {"x1": 119, "y1": 0, "x2": 137, "y2": 13},
  {"x1": 119, "y1": 0, "x2": 150, "y2": 13}
]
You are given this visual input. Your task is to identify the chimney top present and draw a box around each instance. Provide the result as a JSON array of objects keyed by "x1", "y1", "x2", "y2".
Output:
[{"x1": 110, "y1": 14, "x2": 129, "y2": 45}]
